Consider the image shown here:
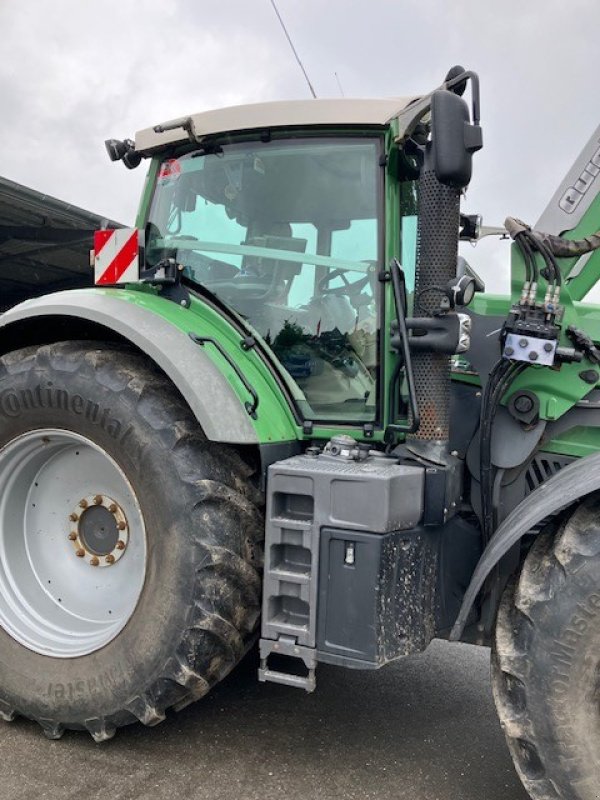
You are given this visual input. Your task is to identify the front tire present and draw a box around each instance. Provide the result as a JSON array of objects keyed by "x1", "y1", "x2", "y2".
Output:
[
  {"x1": 0, "y1": 341, "x2": 263, "y2": 741},
  {"x1": 492, "y1": 498, "x2": 600, "y2": 800}
]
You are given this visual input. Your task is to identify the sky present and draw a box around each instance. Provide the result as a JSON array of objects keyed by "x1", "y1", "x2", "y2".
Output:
[{"x1": 1, "y1": 0, "x2": 599, "y2": 292}]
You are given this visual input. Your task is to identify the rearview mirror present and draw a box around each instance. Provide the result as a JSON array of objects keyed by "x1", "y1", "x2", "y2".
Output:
[
  {"x1": 104, "y1": 138, "x2": 142, "y2": 170},
  {"x1": 429, "y1": 89, "x2": 482, "y2": 188}
]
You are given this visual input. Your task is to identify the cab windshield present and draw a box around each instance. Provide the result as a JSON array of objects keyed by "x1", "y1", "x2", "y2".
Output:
[{"x1": 146, "y1": 137, "x2": 382, "y2": 422}]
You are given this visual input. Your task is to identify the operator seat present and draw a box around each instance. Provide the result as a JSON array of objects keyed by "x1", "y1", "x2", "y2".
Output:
[
  {"x1": 229, "y1": 221, "x2": 310, "y2": 339},
  {"x1": 241, "y1": 221, "x2": 294, "y2": 280}
]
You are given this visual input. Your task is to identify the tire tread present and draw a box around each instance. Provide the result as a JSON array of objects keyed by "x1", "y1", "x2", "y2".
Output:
[{"x1": 492, "y1": 504, "x2": 600, "y2": 800}]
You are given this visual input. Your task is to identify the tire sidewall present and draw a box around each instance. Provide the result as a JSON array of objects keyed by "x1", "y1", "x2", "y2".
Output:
[{"x1": 520, "y1": 562, "x2": 600, "y2": 799}]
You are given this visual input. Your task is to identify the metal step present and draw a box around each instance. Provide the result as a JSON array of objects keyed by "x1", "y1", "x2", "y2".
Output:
[{"x1": 258, "y1": 636, "x2": 316, "y2": 693}]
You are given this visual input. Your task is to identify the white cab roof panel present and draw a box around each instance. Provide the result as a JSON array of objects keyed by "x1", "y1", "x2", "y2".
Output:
[{"x1": 135, "y1": 97, "x2": 417, "y2": 154}]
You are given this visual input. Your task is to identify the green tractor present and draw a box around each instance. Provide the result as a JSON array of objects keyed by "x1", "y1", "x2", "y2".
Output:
[{"x1": 1, "y1": 65, "x2": 599, "y2": 800}]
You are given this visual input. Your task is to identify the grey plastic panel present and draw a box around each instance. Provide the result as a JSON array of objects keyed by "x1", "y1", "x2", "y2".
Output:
[
  {"x1": 504, "y1": 333, "x2": 556, "y2": 366},
  {"x1": 317, "y1": 527, "x2": 437, "y2": 668},
  {"x1": 0, "y1": 290, "x2": 258, "y2": 444},
  {"x1": 318, "y1": 529, "x2": 397, "y2": 664},
  {"x1": 261, "y1": 452, "x2": 425, "y2": 651}
]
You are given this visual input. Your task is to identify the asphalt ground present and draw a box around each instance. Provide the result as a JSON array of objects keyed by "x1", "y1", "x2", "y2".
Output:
[{"x1": 0, "y1": 639, "x2": 529, "y2": 800}]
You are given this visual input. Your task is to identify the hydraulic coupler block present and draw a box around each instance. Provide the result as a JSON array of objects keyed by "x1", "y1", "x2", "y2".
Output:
[
  {"x1": 502, "y1": 305, "x2": 560, "y2": 365},
  {"x1": 503, "y1": 333, "x2": 557, "y2": 365}
]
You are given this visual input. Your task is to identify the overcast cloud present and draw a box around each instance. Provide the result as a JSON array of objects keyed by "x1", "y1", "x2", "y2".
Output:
[{"x1": 1, "y1": 0, "x2": 599, "y2": 291}]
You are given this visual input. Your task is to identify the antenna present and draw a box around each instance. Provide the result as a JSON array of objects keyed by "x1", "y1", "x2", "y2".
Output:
[
  {"x1": 269, "y1": 0, "x2": 317, "y2": 99},
  {"x1": 334, "y1": 71, "x2": 345, "y2": 97}
]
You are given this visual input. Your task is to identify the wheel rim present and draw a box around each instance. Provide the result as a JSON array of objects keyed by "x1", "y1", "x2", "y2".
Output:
[{"x1": 0, "y1": 429, "x2": 147, "y2": 658}]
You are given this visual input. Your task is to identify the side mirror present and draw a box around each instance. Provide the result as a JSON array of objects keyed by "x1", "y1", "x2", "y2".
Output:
[
  {"x1": 104, "y1": 138, "x2": 142, "y2": 170},
  {"x1": 105, "y1": 139, "x2": 128, "y2": 162},
  {"x1": 429, "y1": 89, "x2": 482, "y2": 188}
]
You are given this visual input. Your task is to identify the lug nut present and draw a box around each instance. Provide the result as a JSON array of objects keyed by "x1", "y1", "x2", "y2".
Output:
[
  {"x1": 519, "y1": 338, "x2": 528, "y2": 348},
  {"x1": 75, "y1": 548, "x2": 85, "y2": 558},
  {"x1": 544, "y1": 342, "x2": 554, "y2": 352},
  {"x1": 529, "y1": 351, "x2": 539, "y2": 361},
  {"x1": 105, "y1": 554, "x2": 115, "y2": 565},
  {"x1": 93, "y1": 495, "x2": 103, "y2": 505},
  {"x1": 79, "y1": 499, "x2": 88, "y2": 509},
  {"x1": 90, "y1": 556, "x2": 100, "y2": 567},
  {"x1": 68, "y1": 532, "x2": 77, "y2": 541},
  {"x1": 116, "y1": 540, "x2": 125, "y2": 550},
  {"x1": 69, "y1": 512, "x2": 79, "y2": 522},
  {"x1": 117, "y1": 521, "x2": 126, "y2": 531},
  {"x1": 109, "y1": 504, "x2": 117, "y2": 513}
]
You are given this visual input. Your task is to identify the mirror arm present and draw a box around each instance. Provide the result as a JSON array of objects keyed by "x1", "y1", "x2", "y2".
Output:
[
  {"x1": 394, "y1": 94, "x2": 435, "y2": 145},
  {"x1": 395, "y1": 70, "x2": 480, "y2": 148},
  {"x1": 444, "y1": 70, "x2": 480, "y2": 125}
]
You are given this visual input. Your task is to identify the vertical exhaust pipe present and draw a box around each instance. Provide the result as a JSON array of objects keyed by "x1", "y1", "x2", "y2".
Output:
[
  {"x1": 407, "y1": 163, "x2": 461, "y2": 460},
  {"x1": 406, "y1": 73, "x2": 482, "y2": 463}
]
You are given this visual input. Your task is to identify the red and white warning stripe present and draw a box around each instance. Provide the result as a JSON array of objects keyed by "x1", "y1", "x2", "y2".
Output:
[{"x1": 93, "y1": 228, "x2": 142, "y2": 285}]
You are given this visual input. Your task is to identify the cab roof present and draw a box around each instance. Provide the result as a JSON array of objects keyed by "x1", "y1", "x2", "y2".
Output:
[{"x1": 135, "y1": 97, "x2": 417, "y2": 155}]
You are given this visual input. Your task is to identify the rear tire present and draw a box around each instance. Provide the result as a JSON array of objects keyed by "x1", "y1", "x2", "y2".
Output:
[
  {"x1": 0, "y1": 341, "x2": 263, "y2": 741},
  {"x1": 492, "y1": 498, "x2": 600, "y2": 800}
]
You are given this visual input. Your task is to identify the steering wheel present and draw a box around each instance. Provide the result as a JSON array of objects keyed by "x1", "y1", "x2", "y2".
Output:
[{"x1": 319, "y1": 269, "x2": 371, "y2": 297}]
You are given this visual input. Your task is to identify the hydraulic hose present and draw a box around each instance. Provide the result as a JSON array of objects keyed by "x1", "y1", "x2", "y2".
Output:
[
  {"x1": 523, "y1": 230, "x2": 560, "y2": 287},
  {"x1": 506, "y1": 217, "x2": 600, "y2": 288},
  {"x1": 539, "y1": 229, "x2": 600, "y2": 258},
  {"x1": 515, "y1": 231, "x2": 537, "y2": 284}
]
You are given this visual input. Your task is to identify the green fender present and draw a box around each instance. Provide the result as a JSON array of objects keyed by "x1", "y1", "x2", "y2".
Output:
[
  {"x1": 450, "y1": 451, "x2": 600, "y2": 640},
  {"x1": 0, "y1": 288, "x2": 299, "y2": 445}
]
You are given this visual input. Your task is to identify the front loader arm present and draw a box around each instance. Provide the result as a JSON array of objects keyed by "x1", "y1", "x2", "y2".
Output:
[{"x1": 536, "y1": 123, "x2": 600, "y2": 301}]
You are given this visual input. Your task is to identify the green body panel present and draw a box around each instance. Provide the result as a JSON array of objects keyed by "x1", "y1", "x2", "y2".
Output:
[
  {"x1": 135, "y1": 158, "x2": 159, "y2": 229},
  {"x1": 105, "y1": 286, "x2": 392, "y2": 445},
  {"x1": 103, "y1": 287, "x2": 298, "y2": 444},
  {"x1": 542, "y1": 428, "x2": 600, "y2": 458}
]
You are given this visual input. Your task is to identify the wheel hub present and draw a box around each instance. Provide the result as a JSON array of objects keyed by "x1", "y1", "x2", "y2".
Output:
[{"x1": 69, "y1": 494, "x2": 128, "y2": 567}]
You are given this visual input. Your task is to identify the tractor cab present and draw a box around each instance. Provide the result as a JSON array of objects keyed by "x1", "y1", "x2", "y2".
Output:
[
  {"x1": 145, "y1": 134, "x2": 383, "y2": 423},
  {"x1": 106, "y1": 85, "x2": 481, "y2": 436}
]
